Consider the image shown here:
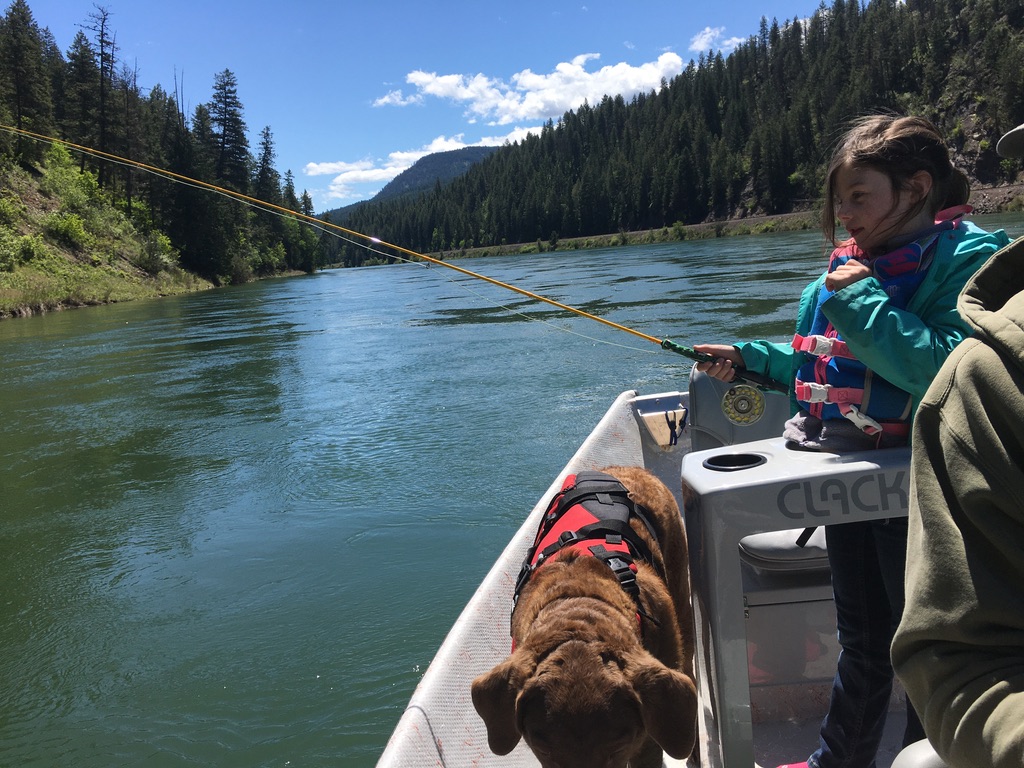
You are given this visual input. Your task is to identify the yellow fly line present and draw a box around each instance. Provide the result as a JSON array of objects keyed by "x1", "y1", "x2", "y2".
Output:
[{"x1": 0, "y1": 123, "x2": 788, "y2": 392}]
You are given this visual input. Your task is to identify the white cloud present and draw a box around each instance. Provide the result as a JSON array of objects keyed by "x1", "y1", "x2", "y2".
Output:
[
  {"x1": 309, "y1": 51, "x2": 687, "y2": 204},
  {"x1": 383, "y1": 51, "x2": 684, "y2": 126},
  {"x1": 372, "y1": 89, "x2": 424, "y2": 107},
  {"x1": 309, "y1": 126, "x2": 542, "y2": 203},
  {"x1": 689, "y1": 26, "x2": 744, "y2": 54},
  {"x1": 303, "y1": 159, "x2": 375, "y2": 176}
]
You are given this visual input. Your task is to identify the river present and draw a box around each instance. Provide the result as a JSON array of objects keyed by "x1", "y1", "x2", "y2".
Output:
[{"x1": 2, "y1": 214, "x2": 1020, "y2": 767}]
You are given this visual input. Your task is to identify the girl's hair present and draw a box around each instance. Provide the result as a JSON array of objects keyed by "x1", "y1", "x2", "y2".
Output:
[{"x1": 821, "y1": 115, "x2": 971, "y2": 245}]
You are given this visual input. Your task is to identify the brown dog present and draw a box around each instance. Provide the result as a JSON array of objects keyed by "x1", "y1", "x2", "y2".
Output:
[{"x1": 471, "y1": 465, "x2": 697, "y2": 768}]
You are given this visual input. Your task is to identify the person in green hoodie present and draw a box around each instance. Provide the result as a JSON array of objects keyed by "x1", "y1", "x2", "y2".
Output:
[{"x1": 891, "y1": 124, "x2": 1024, "y2": 768}]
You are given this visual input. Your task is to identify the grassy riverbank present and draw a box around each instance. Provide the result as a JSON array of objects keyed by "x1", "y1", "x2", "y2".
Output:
[
  {"x1": 439, "y1": 211, "x2": 821, "y2": 260},
  {"x1": 4, "y1": 145, "x2": 1023, "y2": 318},
  {"x1": 0, "y1": 151, "x2": 213, "y2": 319}
]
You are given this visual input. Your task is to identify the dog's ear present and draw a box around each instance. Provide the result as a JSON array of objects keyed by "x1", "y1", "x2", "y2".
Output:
[
  {"x1": 471, "y1": 653, "x2": 532, "y2": 755},
  {"x1": 627, "y1": 654, "x2": 698, "y2": 759}
]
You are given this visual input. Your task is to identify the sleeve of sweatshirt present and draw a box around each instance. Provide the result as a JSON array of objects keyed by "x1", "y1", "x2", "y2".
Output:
[{"x1": 892, "y1": 339, "x2": 1024, "y2": 768}]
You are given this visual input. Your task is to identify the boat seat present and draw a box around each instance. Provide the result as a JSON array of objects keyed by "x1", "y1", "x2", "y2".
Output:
[
  {"x1": 891, "y1": 739, "x2": 949, "y2": 768},
  {"x1": 738, "y1": 526, "x2": 829, "y2": 572},
  {"x1": 687, "y1": 369, "x2": 831, "y2": 574}
]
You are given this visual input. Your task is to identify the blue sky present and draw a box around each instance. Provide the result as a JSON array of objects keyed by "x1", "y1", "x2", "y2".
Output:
[{"x1": 23, "y1": 0, "x2": 825, "y2": 213}]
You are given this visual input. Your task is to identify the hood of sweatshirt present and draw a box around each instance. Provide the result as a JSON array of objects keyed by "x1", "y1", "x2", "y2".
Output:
[{"x1": 959, "y1": 235, "x2": 1024, "y2": 372}]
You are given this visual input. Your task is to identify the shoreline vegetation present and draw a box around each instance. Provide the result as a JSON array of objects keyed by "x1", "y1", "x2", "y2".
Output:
[
  {"x1": 431, "y1": 181, "x2": 1024, "y2": 262},
  {"x1": 5, "y1": 0, "x2": 1024, "y2": 321},
  {"x1": 3, "y1": 170, "x2": 1023, "y2": 321}
]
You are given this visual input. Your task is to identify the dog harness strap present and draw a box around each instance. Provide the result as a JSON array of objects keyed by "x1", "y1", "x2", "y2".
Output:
[
  {"x1": 587, "y1": 543, "x2": 639, "y2": 599},
  {"x1": 512, "y1": 471, "x2": 665, "y2": 611}
]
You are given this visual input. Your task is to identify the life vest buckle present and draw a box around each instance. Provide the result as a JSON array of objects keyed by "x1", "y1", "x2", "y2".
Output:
[
  {"x1": 513, "y1": 562, "x2": 534, "y2": 605},
  {"x1": 792, "y1": 333, "x2": 852, "y2": 359},
  {"x1": 839, "y1": 403, "x2": 884, "y2": 435},
  {"x1": 794, "y1": 381, "x2": 831, "y2": 403}
]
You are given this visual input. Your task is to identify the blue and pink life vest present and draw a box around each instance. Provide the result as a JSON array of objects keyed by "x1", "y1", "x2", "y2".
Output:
[{"x1": 792, "y1": 207, "x2": 969, "y2": 437}]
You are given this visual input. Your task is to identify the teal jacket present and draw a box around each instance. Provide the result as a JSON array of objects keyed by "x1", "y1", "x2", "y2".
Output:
[{"x1": 735, "y1": 221, "x2": 1010, "y2": 419}]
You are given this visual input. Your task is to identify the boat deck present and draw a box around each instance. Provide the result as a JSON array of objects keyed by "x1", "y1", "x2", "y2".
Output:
[{"x1": 377, "y1": 382, "x2": 921, "y2": 768}]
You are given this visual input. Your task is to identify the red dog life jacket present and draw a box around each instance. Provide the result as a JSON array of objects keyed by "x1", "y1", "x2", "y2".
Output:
[{"x1": 512, "y1": 471, "x2": 660, "y2": 621}]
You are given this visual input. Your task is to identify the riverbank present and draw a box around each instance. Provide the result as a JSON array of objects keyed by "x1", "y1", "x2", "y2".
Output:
[
  {"x1": 437, "y1": 181, "x2": 1024, "y2": 261},
  {"x1": 5, "y1": 177, "x2": 1023, "y2": 319},
  {"x1": 0, "y1": 157, "x2": 216, "y2": 319}
]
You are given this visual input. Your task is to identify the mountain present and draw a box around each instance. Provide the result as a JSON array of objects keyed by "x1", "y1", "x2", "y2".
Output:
[{"x1": 324, "y1": 146, "x2": 499, "y2": 221}]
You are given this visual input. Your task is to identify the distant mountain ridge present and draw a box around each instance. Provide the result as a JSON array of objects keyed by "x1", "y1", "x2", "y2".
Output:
[{"x1": 325, "y1": 146, "x2": 499, "y2": 221}]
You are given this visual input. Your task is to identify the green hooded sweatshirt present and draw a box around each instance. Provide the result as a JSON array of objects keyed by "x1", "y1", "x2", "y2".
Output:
[{"x1": 892, "y1": 236, "x2": 1024, "y2": 768}]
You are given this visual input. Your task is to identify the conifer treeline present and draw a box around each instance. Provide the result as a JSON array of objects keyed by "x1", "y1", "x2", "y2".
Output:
[
  {"x1": 0, "y1": 0, "x2": 323, "y2": 283},
  {"x1": 2, "y1": 0, "x2": 1023, "y2": 277},
  {"x1": 331, "y1": 0, "x2": 1024, "y2": 265}
]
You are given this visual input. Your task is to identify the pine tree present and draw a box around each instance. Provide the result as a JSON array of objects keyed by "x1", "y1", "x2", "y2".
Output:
[
  {"x1": 0, "y1": 0, "x2": 53, "y2": 161},
  {"x1": 82, "y1": 4, "x2": 116, "y2": 187},
  {"x1": 208, "y1": 69, "x2": 250, "y2": 193}
]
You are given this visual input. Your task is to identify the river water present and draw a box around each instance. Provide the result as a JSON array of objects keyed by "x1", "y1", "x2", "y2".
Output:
[{"x1": 2, "y1": 214, "x2": 1020, "y2": 767}]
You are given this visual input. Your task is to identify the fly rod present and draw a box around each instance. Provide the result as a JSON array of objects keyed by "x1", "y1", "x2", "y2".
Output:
[{"x1": 0, "y1": 124, "x2": 790, "y2": 394}]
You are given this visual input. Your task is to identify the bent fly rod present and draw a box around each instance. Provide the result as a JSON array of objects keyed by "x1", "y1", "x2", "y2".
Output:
[{"x1": 0, "y1": 124, "x2": 788, "y2": 394}]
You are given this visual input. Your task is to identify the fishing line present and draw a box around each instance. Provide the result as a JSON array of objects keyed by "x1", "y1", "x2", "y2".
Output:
[
  {"x1": 1, "y1": 124, "x2": 653, "y2": 355},
  {"x1": 0, "y1": 124, "x2": 786, "y2": 390}
]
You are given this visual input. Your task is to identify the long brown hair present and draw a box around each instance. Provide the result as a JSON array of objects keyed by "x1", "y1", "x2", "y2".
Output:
[{"x1": 821, "y1": 115, "x2": 970, "y2": 246}]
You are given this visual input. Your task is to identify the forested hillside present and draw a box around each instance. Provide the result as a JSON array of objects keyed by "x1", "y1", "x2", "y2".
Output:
[
  {"x1": 1, "y1": 0, "x2": 1023, "y2": 289},
  {"x1": 0, "y1": 0, "x2": 324, "y2": 289},
  {"x1": 328, "y1": 0, "x2": 1024, "y2": 265}
]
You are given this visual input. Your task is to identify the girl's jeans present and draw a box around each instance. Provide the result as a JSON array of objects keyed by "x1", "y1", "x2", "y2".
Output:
[{"x1": 808, "y1": 518, "x2": 925, "y2": 768}]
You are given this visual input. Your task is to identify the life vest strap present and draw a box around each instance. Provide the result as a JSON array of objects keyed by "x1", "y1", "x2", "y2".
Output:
[
  {"x1": 792, "y1": 333, "x2": 853, "y2": 359},
  {"x1": 838, "y1": 403, "x2": 910, "y2": 438},
  {"x1": 794, "y1": 380, "x2": 863, "y2": 405}
]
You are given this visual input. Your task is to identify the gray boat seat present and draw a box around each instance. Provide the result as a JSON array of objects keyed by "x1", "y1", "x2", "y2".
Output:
[
  {"x1": 687, "y1": 368, "x2": 832, "y2": 574},
  {"x1": 891, "y1": 740, "x2": 949, "y2": 768},
  {"x1": 738, "y1": 526, "x2": 829, "y2": 572}
]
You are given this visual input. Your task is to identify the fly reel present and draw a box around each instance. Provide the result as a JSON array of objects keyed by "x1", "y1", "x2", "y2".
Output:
[{"x1": 721, "y1": 384, "x2": 766, "y2": 426}]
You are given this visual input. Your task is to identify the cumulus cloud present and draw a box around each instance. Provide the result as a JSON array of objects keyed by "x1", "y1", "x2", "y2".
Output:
[
  {"x1": 689, "y1": 26, "x2": 745, "y2": 53},
  {"x1": 372, "y1": 89, "x2": 424, "y2": 107},
  {"x1": 307, "y1": 51, "x2": 686, "y2": 203},
  {"x1": 305, "y1": 129, "x2": 532, "y2": 203},
  {"x1": 386, "y1": 51, "x2": 684, "y2": 126}
]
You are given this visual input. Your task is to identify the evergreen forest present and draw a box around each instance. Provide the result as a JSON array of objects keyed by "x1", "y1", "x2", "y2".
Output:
[
  {"x1": 0, "y1": 0, "x2": 322, "y2": 287},
  {"x1": 330, "y1": 0, "x2": 1024, "y2": 264},
  {"x1": 1, "y1": 0, "x2": 1023, "y2": 285}
]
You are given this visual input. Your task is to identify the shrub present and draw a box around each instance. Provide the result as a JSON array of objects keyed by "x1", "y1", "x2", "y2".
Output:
[
  {"x1": 0, "y1": 226, "x2": 16, "y2": 270},
  {"x1": 0, "y1": 230, "x2": 48, "y2": 271},
  {"x1": 0, "y1": 195, "x2": 23, "y2": 226},
  {"x1": 43, "y1": 212, "x2": 95, "y2": 251},
  {"x1": 40, "y1": 143, "x2": 101, "y2": 212},
  {"x1": 135, "y1": 231, "x2": 179, "y2": 274}
]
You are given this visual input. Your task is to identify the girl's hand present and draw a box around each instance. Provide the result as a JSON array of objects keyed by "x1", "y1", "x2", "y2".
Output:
[
  {"x1": 693, "y1": 344, "x2": 745, "y2": 382},
  {"x1": 825, "y1": 259, "x2": 871, "y2": 291}
]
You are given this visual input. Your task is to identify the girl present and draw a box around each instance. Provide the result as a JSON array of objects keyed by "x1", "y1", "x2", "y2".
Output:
[{"x1": 694, "y1": 114, "x2": 1010, "y2": 768}]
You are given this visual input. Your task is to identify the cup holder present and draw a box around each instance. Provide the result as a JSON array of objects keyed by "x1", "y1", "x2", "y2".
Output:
[{"x1": 701, "y1": 452, "x2": 767, "y2": 472}]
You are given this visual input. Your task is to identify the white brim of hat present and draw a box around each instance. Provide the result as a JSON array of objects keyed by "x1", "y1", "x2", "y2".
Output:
[{"x1": 997, "y1": 123, "x2": 1024, "y2": 158}]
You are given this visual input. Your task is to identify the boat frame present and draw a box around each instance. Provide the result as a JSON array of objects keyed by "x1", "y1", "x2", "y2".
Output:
[{"x1": 377, "y1": 372, "x2": 919, "y2": 767}]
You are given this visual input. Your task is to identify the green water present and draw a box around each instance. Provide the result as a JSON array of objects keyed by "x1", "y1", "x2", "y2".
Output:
[{"x1": 2, "y1": 215, "x2": 1020, "y2": 767}]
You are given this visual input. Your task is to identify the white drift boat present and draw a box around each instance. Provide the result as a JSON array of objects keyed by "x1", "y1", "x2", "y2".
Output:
[{"x1": 377, "y1": 371, "x2": 944, "y2": 768}]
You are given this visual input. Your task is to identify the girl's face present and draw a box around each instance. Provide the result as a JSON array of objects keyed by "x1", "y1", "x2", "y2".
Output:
[{"x1": 832, "y1": 162, "x2": 932, "y2": 253}]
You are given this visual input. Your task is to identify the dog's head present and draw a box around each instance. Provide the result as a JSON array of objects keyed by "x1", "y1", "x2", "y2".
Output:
[{"x1": 471, "y1": 639, "x2": 697, "y2": 768}]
